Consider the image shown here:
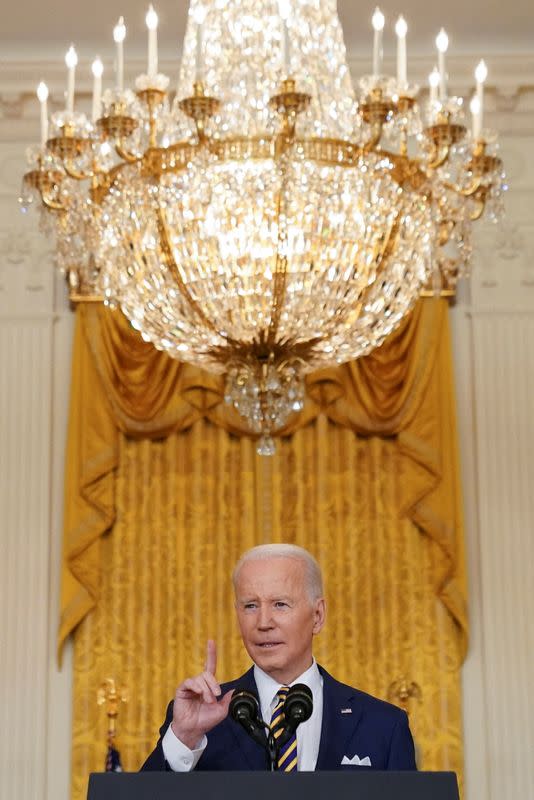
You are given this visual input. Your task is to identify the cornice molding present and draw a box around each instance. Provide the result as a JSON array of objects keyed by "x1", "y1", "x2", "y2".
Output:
[{"x1": 1, "y1": 52, "x2": 533, "y2": 118}]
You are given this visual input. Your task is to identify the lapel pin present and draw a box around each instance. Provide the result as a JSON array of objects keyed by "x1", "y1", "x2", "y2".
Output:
[{"x1": 341, "y1": 708, "x2": 352, "y2": 714}]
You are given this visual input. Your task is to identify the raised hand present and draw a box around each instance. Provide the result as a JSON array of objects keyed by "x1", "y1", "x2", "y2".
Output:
[{"x1": 171, "y1": 640, "x2": 234, "y2": 750}]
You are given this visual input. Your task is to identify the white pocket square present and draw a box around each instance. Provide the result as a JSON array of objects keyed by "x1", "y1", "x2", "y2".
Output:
[{"x1": 341, "y1": 754, "x2": 372, "y2": 766}]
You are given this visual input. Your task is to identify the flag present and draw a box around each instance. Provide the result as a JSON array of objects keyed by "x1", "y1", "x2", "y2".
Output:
[{"x1": 105, "y1": 744, "x2": 123, "y2": 772}]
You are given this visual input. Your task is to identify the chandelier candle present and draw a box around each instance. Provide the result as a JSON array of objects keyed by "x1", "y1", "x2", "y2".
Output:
[
  {"x1": 65, "y1": 45, "x2": 77, "y2": 114},
  {"x1": 470, "y1": 95, "x2": 481, "y2": 140},
  {"x1": 428, "y1": 68, "x2": 439, "y2": 105},
  {"x1": 91, "y1": 58, "x2": 103, "y2": 124},
  {"x1": 473, "y1": 60, "x2": 488, "y2": 140},
  {"x1": 279, "y1": 0, "x2": 291, "y2": 76},
  {"x1": 20, "y1": 1, "x2": 507, "y2": 454},
  {"x1": 428, "y1": 67, "x2": 440, "y2": 124},
  {"x1": 36, "y1": 82, "x2": 48, "y2": 148},
  {"x1": 193, "y1": 5, "x2": 207, "y2": 83},
  {"x1": 435, "y1": 29, "x2": 448, "y2": 102},
  {"x1": 372, "y1": 7, "x2": 385, "y2": 79},
  {"x1": 395, "y1": 16, "x2": 408, "y2": 91},
  {"x1": 146, "y1": 5, "x2": 158, "y2": 80},
  {"x1": 113, "y1": 18, "x2": 126, "y2": 93}
]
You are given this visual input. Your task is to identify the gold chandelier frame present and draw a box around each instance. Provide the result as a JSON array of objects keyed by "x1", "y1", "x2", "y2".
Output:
[{"x1": 24, "y1": 76, "x2": 500, "y2": 310}]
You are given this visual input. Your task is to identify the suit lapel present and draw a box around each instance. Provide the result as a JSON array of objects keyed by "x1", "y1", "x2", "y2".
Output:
[
  {"x1": 315, "y1": 666, "x2": 363, "y2": 770},
  {"x1": 226, "y1": 667, "x2": 270, "y2": 770}
]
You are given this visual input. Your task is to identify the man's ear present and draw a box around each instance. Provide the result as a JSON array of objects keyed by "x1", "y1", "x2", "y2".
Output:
[{"x1": 312, "y1": 597, "x2": 326, "y2": 634}]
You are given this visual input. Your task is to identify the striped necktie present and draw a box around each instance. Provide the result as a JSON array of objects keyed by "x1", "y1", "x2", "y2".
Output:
[{"x1": 270, "y1": 686, "x2": 298, "y2": 771}]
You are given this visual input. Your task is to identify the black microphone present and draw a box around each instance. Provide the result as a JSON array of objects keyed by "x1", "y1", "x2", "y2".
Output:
[
  {"x1": 276, "y1": 683, "x2": 313, "y2": 748},
  {"x1": 229, "y1": 689, "x2": 268, "y2": 748}
]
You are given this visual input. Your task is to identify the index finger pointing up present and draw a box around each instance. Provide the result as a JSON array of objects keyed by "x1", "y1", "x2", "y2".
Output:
[{"x1": 205, "y1": 639, "x2": 217, "y2": 675}]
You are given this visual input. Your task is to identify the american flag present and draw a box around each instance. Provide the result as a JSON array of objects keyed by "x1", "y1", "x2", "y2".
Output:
[{"x1": 105, "y1": 744, "x2": 123, "y2": 772}]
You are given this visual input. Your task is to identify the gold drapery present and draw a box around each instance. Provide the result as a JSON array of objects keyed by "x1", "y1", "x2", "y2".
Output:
[{"x1": 62, "y1": 299, "x2": 467, "y2": 800}]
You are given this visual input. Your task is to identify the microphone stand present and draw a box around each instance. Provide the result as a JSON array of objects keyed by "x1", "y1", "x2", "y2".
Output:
[
  {"x1": 267, "y1": 727, "x2": 278, "y2": 772},
  {"x1": 238, "y1": 717, "x2": 279, "y2": 770},
  {"x1": 230, "y1": 685, "x2": 312, "y2": 771}
]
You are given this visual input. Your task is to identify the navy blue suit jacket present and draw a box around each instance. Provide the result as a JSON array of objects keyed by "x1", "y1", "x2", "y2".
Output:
[{"x1": 141, "y1": 665, "x2": 416, "y2": 771}]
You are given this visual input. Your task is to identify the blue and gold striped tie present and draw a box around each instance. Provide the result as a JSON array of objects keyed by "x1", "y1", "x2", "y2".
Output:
[{"x1": 270, "y1": 686, "x2": 298, "y2": 771}]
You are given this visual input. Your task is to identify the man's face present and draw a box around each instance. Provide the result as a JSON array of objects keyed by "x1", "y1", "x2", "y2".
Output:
[{"x1": 234, "y1": 556, "x2": 325, "y2": 684}]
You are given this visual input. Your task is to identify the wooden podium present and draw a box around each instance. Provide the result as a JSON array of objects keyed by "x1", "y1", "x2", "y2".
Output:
[{"x1": 87, "y1": 770, "x2": 460, "y2": 800}]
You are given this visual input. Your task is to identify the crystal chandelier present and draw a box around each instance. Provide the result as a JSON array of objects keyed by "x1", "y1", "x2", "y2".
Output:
[{"x1": 20, "y1": 1, "x2": 506, "y2": 454}]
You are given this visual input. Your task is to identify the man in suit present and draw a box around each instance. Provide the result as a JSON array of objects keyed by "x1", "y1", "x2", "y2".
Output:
[{"x1": 142, "y1": 543, "x2": 416, "y2": 772}]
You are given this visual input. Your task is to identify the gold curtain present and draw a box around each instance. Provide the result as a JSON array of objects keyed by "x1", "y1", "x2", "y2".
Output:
[{"x1": 62, "y1": 298, "x2": 467, "y2": 800}]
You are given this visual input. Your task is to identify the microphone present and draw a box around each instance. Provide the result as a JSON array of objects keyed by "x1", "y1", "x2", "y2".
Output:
[
  {"x1": 229, "y1": 689, "x2": 268, "y2": 748},
  {"x1": 276, "y1": 683, "x2": 313, "y2": 748}
]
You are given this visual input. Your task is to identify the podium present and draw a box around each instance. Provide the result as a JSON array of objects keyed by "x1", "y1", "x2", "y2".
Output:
[{"x1": 87, "y1": 770, "x2": 459, "y2": 800}]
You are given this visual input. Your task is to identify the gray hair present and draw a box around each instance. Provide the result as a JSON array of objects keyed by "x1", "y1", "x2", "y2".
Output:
[{"x1": 232, "y1": 543, "x2": 324, "y2": 602}]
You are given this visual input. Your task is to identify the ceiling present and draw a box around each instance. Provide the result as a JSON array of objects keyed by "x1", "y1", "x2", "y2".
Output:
[{"x1": 2, "y1": 0, "x2": 532, "y2": 64}]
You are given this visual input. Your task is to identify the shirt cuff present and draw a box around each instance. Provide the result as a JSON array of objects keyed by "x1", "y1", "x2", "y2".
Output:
[{"x1": 162, "y1": 725, "x2": 207, "y2": 771}]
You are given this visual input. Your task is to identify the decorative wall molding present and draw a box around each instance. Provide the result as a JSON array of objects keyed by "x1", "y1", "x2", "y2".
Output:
[
  {"x1": 451, "y1": 110, "x2": 534, "y2": 800},
  {"x1": 0, "y1": 316, "x2": 54, "y2": 800},
  {"x1": 0, "y1": 226, "x2": 56, "y2": 314},
  {"x1": 1, "y1": 53, "x2": 534, "y2": 121},
  {"x1": 467, "y1": 313, "x2": 534, "y2": 800},
  {"x1": 0, "y1": 106, "x2": 73, "y2": 798}
]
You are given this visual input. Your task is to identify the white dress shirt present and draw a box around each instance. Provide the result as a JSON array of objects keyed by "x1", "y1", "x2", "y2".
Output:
[{"x1": 162, "y1": 659, "x2": 324, "y2": 772}]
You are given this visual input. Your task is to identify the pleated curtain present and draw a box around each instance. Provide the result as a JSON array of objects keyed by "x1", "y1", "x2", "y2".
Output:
[{"x1": 60, "y1": 299, "x2": 467, "y2": 800}]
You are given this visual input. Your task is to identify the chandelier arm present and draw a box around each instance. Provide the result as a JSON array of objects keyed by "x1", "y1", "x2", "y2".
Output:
[
  {"x1": 469, "y1": 190, "x2": 488, "y2": 221},
  {"x1": 362, "y1": 123, "x2": 383, "y2": 153},
  {"x1": 62, "y1": 161, "x2": 95, "y2": 181},
  {"x1": 193, "y1": 118, "x2": 208, "y2": 145},
  {"x1": 427, "y1": 145, "x2": 450, "y2": 170},
  {"x1": 438, "y1": 219, "x2": 455, "y2": 247},
  {"x1": 442, "y1": 175, "x2": 483, "y2": 198},
  {"x1": 459, "y1": 177, "x2": 484, "y2": 198},
  {"x1": 41, "y1": 194, "x2": 67, "y2": 212},
  {"x1": 23, "y1": 168, "x2": 67, "y2": 212},
  {"x1": 115, "y1": 141, "x2": 140, "y2": 164},
  {"x1": 155, "y1": 205, "x2": 239, "y2": 346},
  {"x1": 89, "y1": 163, "x2": 127, "y2": 206}
]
